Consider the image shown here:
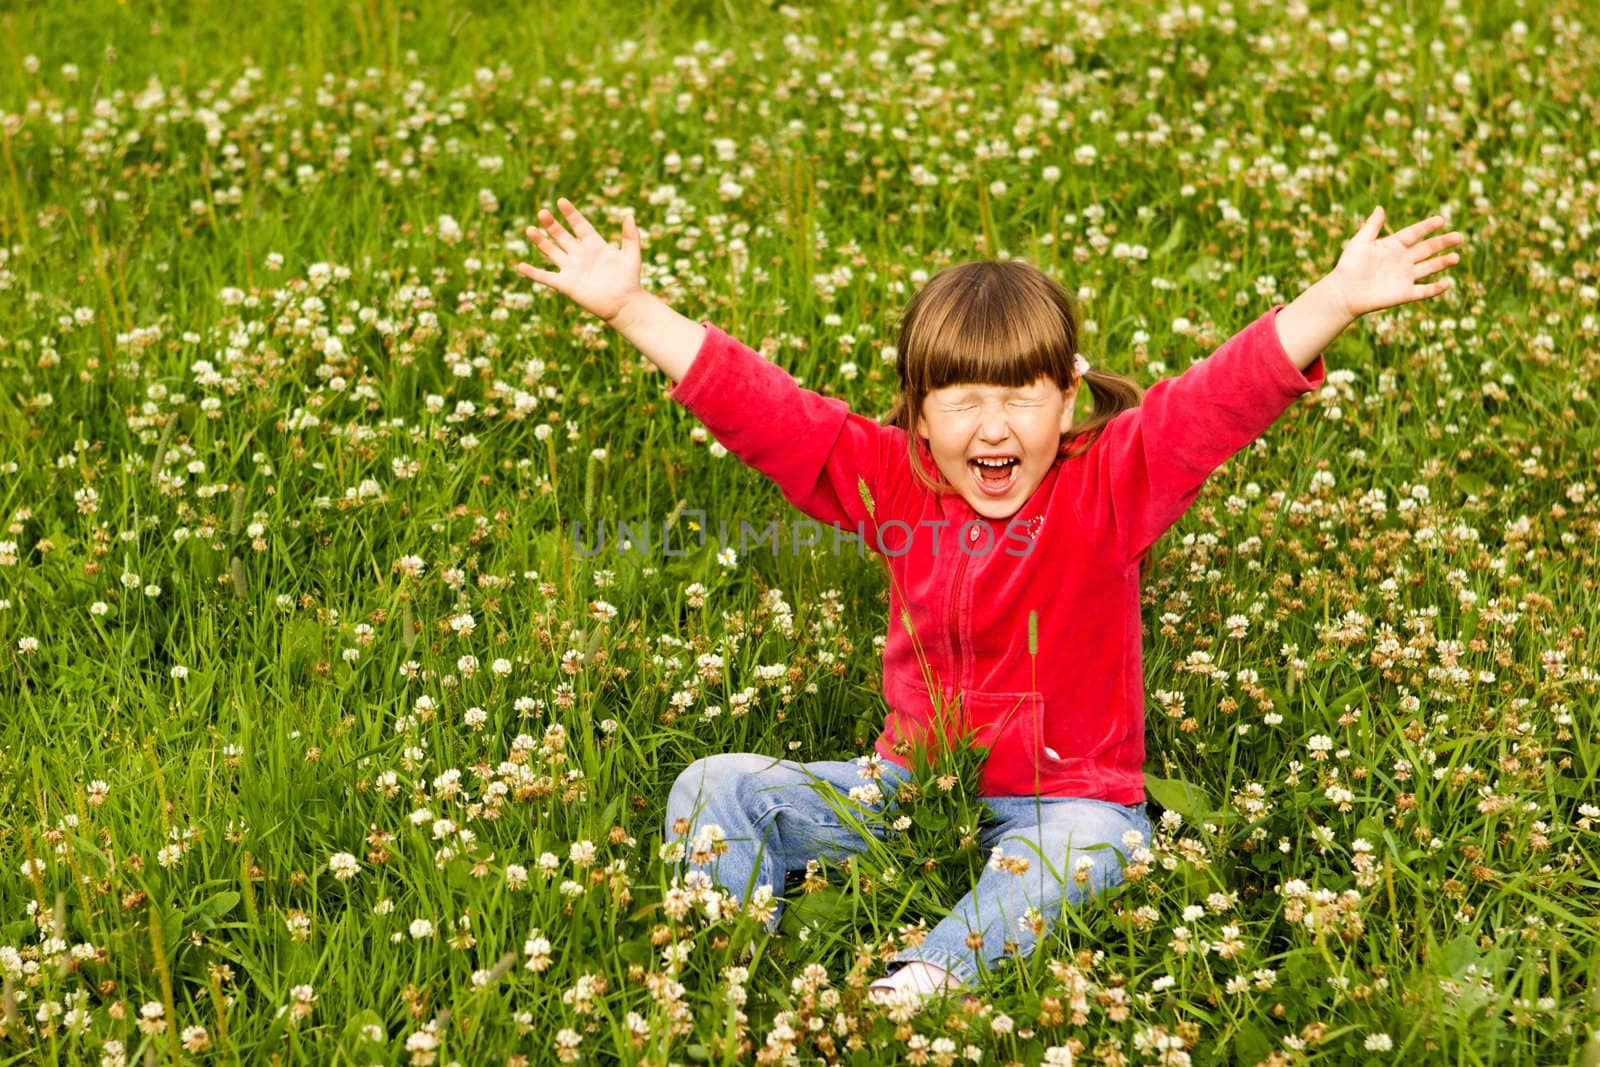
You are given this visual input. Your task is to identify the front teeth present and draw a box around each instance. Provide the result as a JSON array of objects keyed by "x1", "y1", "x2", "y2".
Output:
[{"x1": 973, "y1": 458, "x2": 1015, "y2": 467}]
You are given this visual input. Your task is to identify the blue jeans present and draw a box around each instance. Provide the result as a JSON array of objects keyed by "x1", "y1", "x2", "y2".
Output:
[{"x1": 662, "y1": 752, "x2": 1151, "y2": 984}]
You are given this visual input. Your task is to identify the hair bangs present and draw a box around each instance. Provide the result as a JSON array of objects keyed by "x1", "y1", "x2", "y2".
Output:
[{"x1": 897, "y1": 262, "x2": 1077, "y2": 396}]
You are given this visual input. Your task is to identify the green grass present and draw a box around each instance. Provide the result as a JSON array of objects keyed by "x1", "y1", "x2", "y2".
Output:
[{"x1": 1, "y1": 0, "x2": 1598, "y2": 1063}]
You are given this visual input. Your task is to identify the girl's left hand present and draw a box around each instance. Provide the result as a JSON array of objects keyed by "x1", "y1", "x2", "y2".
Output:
[{"x1": 1330, "y1": 207, "x2": 1465, "y2": 318}]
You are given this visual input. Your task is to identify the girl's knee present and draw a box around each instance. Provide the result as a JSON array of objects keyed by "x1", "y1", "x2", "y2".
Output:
[
  {"x1": 668, "y1": 753, "x2": 777, "y2": 819},
  {"x1": 1042, "y1": 803, "x2": 1148, "y2": 857},
  {"x1": 1060, "y1": 847, "x2": 1128, "y2": 897},
  {"x1": 1002, "y1": 807, "x2": 1146, "y2": 889}
]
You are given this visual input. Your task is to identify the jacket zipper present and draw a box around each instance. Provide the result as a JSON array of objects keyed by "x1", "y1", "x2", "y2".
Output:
[{"x1": 947, "y1": 522, "x2": 980, "y2": 730}]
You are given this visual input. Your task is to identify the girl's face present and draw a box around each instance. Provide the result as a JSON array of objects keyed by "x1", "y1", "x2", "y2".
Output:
[{"x1": 916, "y1": 376, "x2": 1078, "y2": 519}]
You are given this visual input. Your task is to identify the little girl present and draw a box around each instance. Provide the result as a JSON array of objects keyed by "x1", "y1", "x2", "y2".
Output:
[{"x1": 516, "y1": 198, "x2": 1463, "y2": 1001}]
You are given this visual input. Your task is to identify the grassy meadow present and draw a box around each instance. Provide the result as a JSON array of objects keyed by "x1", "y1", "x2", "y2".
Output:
[{"x1": 1, "y1": 0, "x2": 1598, "y2": 1062}]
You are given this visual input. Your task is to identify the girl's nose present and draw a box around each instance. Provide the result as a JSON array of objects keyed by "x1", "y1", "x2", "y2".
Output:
[{"x1": 978, "y1": 411, "x2": 1011, "y2": 441}]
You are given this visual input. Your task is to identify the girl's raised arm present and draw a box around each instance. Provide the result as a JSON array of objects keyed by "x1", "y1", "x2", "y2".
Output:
[
  {"x1": 514, "y1": 195, "x2": 906, "y2": 534},
  {"x1": 1274, "y1": 206, "x2": 1465, "y2": 369},
  {"x1": 1071, "y1": 206, "x2": 1466, "y2": 565},
  {"x1": 514, "y1": 197, "x2": 705, "y2": 382}
]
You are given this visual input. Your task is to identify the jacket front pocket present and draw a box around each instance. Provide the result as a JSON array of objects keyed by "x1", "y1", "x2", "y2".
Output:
[{"x1": 960, "y1": 689, "x2": 1045, "y2": 796}]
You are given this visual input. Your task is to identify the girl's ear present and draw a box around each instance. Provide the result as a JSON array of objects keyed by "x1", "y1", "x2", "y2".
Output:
[{"x1": 1057, "y1": 382, "x2": 1080, "y2": 434}]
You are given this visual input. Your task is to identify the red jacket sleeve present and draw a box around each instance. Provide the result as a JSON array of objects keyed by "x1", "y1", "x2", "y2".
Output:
[
  {"x1": 667, "y1": 323, "x2": 900, "y2": 530},
  {"x1": 1076, "y1": 304, "x2": 1326, "y2": 564}
]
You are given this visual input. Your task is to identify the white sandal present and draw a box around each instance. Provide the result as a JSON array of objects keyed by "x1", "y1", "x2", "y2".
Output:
[{"x1": 867, "y1": 962, "x2": 962, "y2": 1004}]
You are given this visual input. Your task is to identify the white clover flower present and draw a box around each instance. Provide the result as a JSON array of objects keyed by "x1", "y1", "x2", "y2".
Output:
[
  {"x1": 405, "y1": 1026, "x2": 440, "y2": 1055},
  {"x1": 180, "y1": 1025, "x2": 211, "y2": 1053},
  {"x1": 847, "y1": 783, "x2": 883, "y2": 807}
]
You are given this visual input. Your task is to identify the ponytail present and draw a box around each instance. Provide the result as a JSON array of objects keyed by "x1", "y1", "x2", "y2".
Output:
[{"x1": 1059, "y1": 366, "x2": 1144, "y2": 458}]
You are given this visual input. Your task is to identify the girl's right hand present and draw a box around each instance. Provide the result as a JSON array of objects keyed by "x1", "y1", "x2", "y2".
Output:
[{"x1": 515, "y1": 198, "x2": 644, "y2": 324}]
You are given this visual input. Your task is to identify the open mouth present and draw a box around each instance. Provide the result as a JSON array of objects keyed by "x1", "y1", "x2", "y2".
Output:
[{"x1": 968, "y1": 456, "x2": 1019, "y2": 496}]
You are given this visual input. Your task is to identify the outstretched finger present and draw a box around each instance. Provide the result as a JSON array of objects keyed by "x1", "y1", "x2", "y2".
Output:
[
  {"x1": 1357, "y1": 205, "x2": 1385, "y2": 242},
  {"x1": 1411, "y1": 231, "x2": 1465, "y2": 260},
  {"x1": 526, "y1": 223, "x2": 570, "y2": 266},
  {"x1": 515, "y1": 262, "x2": 562, "y2": 291},
  {"x1": 1392, "y1": 215, "x2": 1448, "y2": 248},
  {"x1": 557, "y1": 197, "x2": 601, "y2": 243},
  {"x1": 1412, "y1": 277, "x2": 1453, "y2": 302},
  {"x1": 621, "y1": 213, "x2": 642, "y2": 260},
  {"x1": 536, "y1": 207, "x2": 577, "y2": 255},
  {"x1": 1412, "y1": 250, "x2": 1461, "y2": 280}
]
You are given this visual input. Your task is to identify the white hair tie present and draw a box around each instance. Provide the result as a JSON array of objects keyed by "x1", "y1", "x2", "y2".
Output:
[{"x1": 1074, "y1": 353, "x2": 1091, "y2": 377}]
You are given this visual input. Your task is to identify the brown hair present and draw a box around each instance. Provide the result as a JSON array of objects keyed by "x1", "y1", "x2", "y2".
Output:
[{"x1": 879, "y1": 260, "x2": 1145, "y2": 492}]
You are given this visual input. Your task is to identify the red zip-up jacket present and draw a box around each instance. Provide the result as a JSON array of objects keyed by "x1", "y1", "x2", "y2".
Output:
[{"x1": 668, "y1": 305, "x2": 1325, "y2": 802}]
